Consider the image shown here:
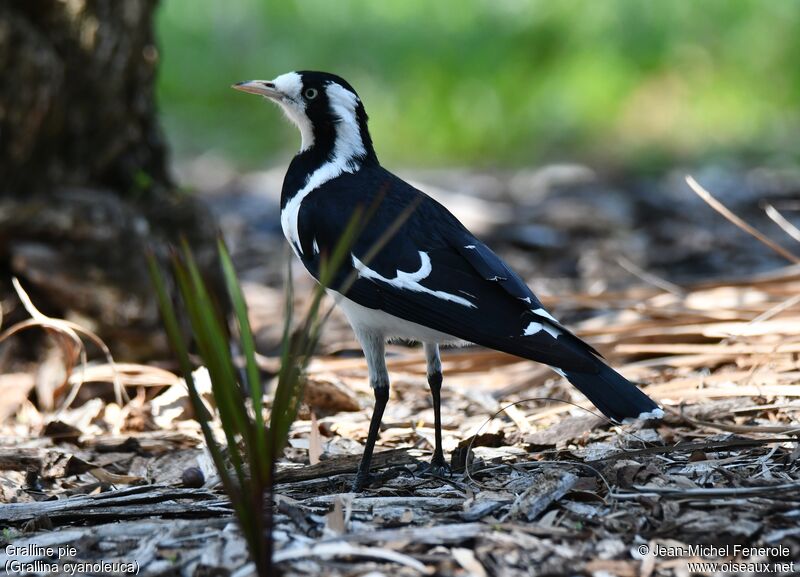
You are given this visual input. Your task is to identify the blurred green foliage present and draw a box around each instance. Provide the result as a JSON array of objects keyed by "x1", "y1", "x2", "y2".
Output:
[{"x1": 157, "y1": 0, "x2": 800, "y2": 170}]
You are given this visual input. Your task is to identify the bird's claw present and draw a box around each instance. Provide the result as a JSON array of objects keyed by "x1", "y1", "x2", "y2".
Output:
[
  {"x1": 416, "y1": 455, "x2": 451, "y2": 478},
  {"x1": 351, "y1": 466, "x2": 415, "y2": 492},
  {"x1": 351, "y1": 471, "x2": 379, "y2": 492}
]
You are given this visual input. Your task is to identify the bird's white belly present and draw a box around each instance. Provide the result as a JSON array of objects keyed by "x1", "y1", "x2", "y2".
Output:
[{"x1": 327, "y1": 290, "x2": 463, "y2": 344}]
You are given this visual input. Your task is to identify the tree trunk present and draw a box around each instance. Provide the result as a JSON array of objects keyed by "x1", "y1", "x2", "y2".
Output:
[{"x1": 0, "y1": 0, "x2": 220, "y2": 360}]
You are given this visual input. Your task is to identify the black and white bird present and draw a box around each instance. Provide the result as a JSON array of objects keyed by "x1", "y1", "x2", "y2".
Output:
[{"x1": 233, "y1": 71, "x2": 662, "y2": 490}]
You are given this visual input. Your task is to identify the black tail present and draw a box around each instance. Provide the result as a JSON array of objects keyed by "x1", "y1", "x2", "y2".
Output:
[{"x1": 562, "y1": 363, "x2": 661, "y2": 422}]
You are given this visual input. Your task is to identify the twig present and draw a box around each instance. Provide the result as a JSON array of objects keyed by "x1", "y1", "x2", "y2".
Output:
[
  {"x1": 273, "y1": 542, "x2": 431, "y2": 574},
  {"x1": 743, "y1": 293, "x2": 800, "y2": 327},
  {"x1": 616, "y1": 256, "x2": 684, "y2": 296},
  {"x1": 593, "y1": 437, "x2": 798, "y2": 462},
  {"x1": 0, "y1": 485, "x2": 226, "y2": 523},
  {"x1": 685, "y1": 176, "x2": 800, "y2": 264},
  {"x1": 765, "y1": 203, "x2": 800, "y2": 243},
  {"x1": 616, "y1": 343, "x2": 800, "y2": 354},
  {"x1": 300, "y1": 495, "x2": 464, "y2": 511},
  {"x1": 338, "y1": 522, "x2": 486, "y2": 545},
  {"x1": 680, "y1": 413, "x2": 800, "y2": 435},
  {"x1": 274, "y1": 449, "x2": 415, "y2": 485},
  {"x1": 6, "y1": 277, "x2": 127, "y2": 410},
  {"x1": 614, "y1": 480, "x2": 800, "y2": 499}
]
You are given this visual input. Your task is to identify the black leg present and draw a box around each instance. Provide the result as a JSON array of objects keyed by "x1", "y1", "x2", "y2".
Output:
[
  {"x1": 352, "y1": 385, "x2": 389, "y2": 491},
  {"x1": 428, "y1": 370, "x2": 446, "y2": 469},
  {"x1": 420, "y1": 343, "x2": 450, "y2": 477}
]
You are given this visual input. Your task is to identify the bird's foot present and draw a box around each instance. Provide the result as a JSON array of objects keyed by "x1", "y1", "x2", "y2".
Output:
[
  {"x1": 351, "y1": 466, "x2": 415, "y2": 492},
  {"x1": 416, "y1": 454, "x2": 451, "y2": 478},
  {"x1": 351, "y1": 471, "x2": 378, "y2": 492}
]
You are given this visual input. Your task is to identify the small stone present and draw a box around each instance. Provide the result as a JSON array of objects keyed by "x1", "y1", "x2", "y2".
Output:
[{"x1": 181, "y1": 466, "x2": 205, "y2": 488}]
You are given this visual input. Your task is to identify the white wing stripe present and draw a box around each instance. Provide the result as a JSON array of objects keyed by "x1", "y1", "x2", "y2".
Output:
[
  {"x1": 352, "y1": 251, "x2": 477, "y2": 308},
  {"x1": 532, "y1": 307, "x2": 558, "y2": 323},
  {"x1": 523, "y1": 320, "x2": 560, "y2": 338}
]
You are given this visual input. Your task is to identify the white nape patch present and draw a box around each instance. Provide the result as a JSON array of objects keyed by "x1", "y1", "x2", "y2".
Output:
[
  {"x1": 522, "y1": 321, "x2": 560, "y2": 338},
  {"x1": 271, "y1": 72, "x2": 314, "y2": 151},
  {"x1": 327, "y1": 290, "x2": 462, "y2": 344},
  {"x1": 280, "y1": 81, "x2": 367, "y2": 256},
  {"x1": 324, "y1": 83, "x2": 366, "y2": 169},
  {"x1": 352, "y1": 251, "x2": 476, "y2": 308},
  {"x1": 312, "y1": 238, "x2": 320, "y2": 255},
  {"x1": 532, "y1": 307, "x2": 558, "y2": 323},
  {"x1": 464, "y1": 245, "x2": 476, "y2": 249}
]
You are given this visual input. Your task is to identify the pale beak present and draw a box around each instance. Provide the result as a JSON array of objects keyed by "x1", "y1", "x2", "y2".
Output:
[{"x1": 231, "y1": 80, "x2": 282, "y2": 100}]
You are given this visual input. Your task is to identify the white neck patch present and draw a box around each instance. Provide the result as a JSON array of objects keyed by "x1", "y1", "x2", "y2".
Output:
[
  {"x1": 280, "y1": 81, "x2": 368, "y2": 256},
  {"x1": 272, "y1": 72, "x2": 314, "y2": 151},
  {"x1": 325, "y1": 82, "x2": 366, "y2": 166}
]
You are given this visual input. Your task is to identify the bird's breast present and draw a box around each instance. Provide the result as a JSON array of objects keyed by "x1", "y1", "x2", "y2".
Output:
[
  {"x1": 280, "y1": 158, "x2": 363, "y2": 257},
  {"x1": 279, "y1": 203, "x2": 302, "y2": 257}
]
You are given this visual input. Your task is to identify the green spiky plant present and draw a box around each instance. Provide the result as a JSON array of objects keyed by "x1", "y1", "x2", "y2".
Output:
[
  {"x1": 147, "y1": 188, "x2": 415, "y2": 575},
  {"x1": 146, "y1": 221, "x2": 360, "y2": 576}
]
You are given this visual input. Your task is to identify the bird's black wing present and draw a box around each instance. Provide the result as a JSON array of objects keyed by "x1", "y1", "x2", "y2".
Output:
[{"x1": 296, "y1": 166, "x2": 600, "y2": 372}]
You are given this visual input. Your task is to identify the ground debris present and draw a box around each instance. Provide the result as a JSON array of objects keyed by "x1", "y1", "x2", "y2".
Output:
[
  {"x1": 505, "y1": 469, "x2": 578, "y2": 521},
  {"x1": 3, "y1": 242, "x2": 800, "y2": 575}
]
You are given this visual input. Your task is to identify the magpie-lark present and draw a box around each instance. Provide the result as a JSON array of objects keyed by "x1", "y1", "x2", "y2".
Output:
[{"x1": 233, "y1": 71, "x2": 663, "y2": 491}]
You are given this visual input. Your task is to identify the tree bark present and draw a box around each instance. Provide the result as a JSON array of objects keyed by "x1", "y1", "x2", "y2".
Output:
[{"x1": 0, "y1": 0, "x2": 220, "y2": 360}]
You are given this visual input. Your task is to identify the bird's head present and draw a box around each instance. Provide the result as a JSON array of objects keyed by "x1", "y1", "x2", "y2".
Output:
[{"x1": 233, "y1": 71, "x2": 375, "y2": 163}]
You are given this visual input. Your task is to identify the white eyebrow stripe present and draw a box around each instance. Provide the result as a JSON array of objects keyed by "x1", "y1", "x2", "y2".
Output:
[
  {"x1": 272, "y1": 71, "x2": 303, "y2": 99},
  {"x1": 352, "y1": 251, "x2": 477, "y2": 308}
]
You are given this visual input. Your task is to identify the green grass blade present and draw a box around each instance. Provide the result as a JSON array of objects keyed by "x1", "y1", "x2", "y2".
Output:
[
  {"x1": 172, "y1": 255, "x2": 248, "y2": 485},
  {"x1": 146, "y1": 253, "x2": 246, "y2": 512},
  {"x1": 148, "y1": 247, "x2": 269, "y2": 575},
  {"x1": 269, "y1": 208, "x2": 366, "y2": 452},
  {"x1": 218, "y1": 238, "x2": 268, "y2": 469},
  {"x1": 180, "y1": 243, "x2": 252, "y2": 438}
]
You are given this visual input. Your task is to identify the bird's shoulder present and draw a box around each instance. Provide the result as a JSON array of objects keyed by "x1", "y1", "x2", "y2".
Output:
[{"x1": 297, "y1": 165, "x2": 463, "y2": 255}]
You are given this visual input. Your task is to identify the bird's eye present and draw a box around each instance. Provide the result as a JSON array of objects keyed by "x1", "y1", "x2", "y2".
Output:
[{"x1": 304, "y1": 88, "x2": 318, "y2": 100}]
